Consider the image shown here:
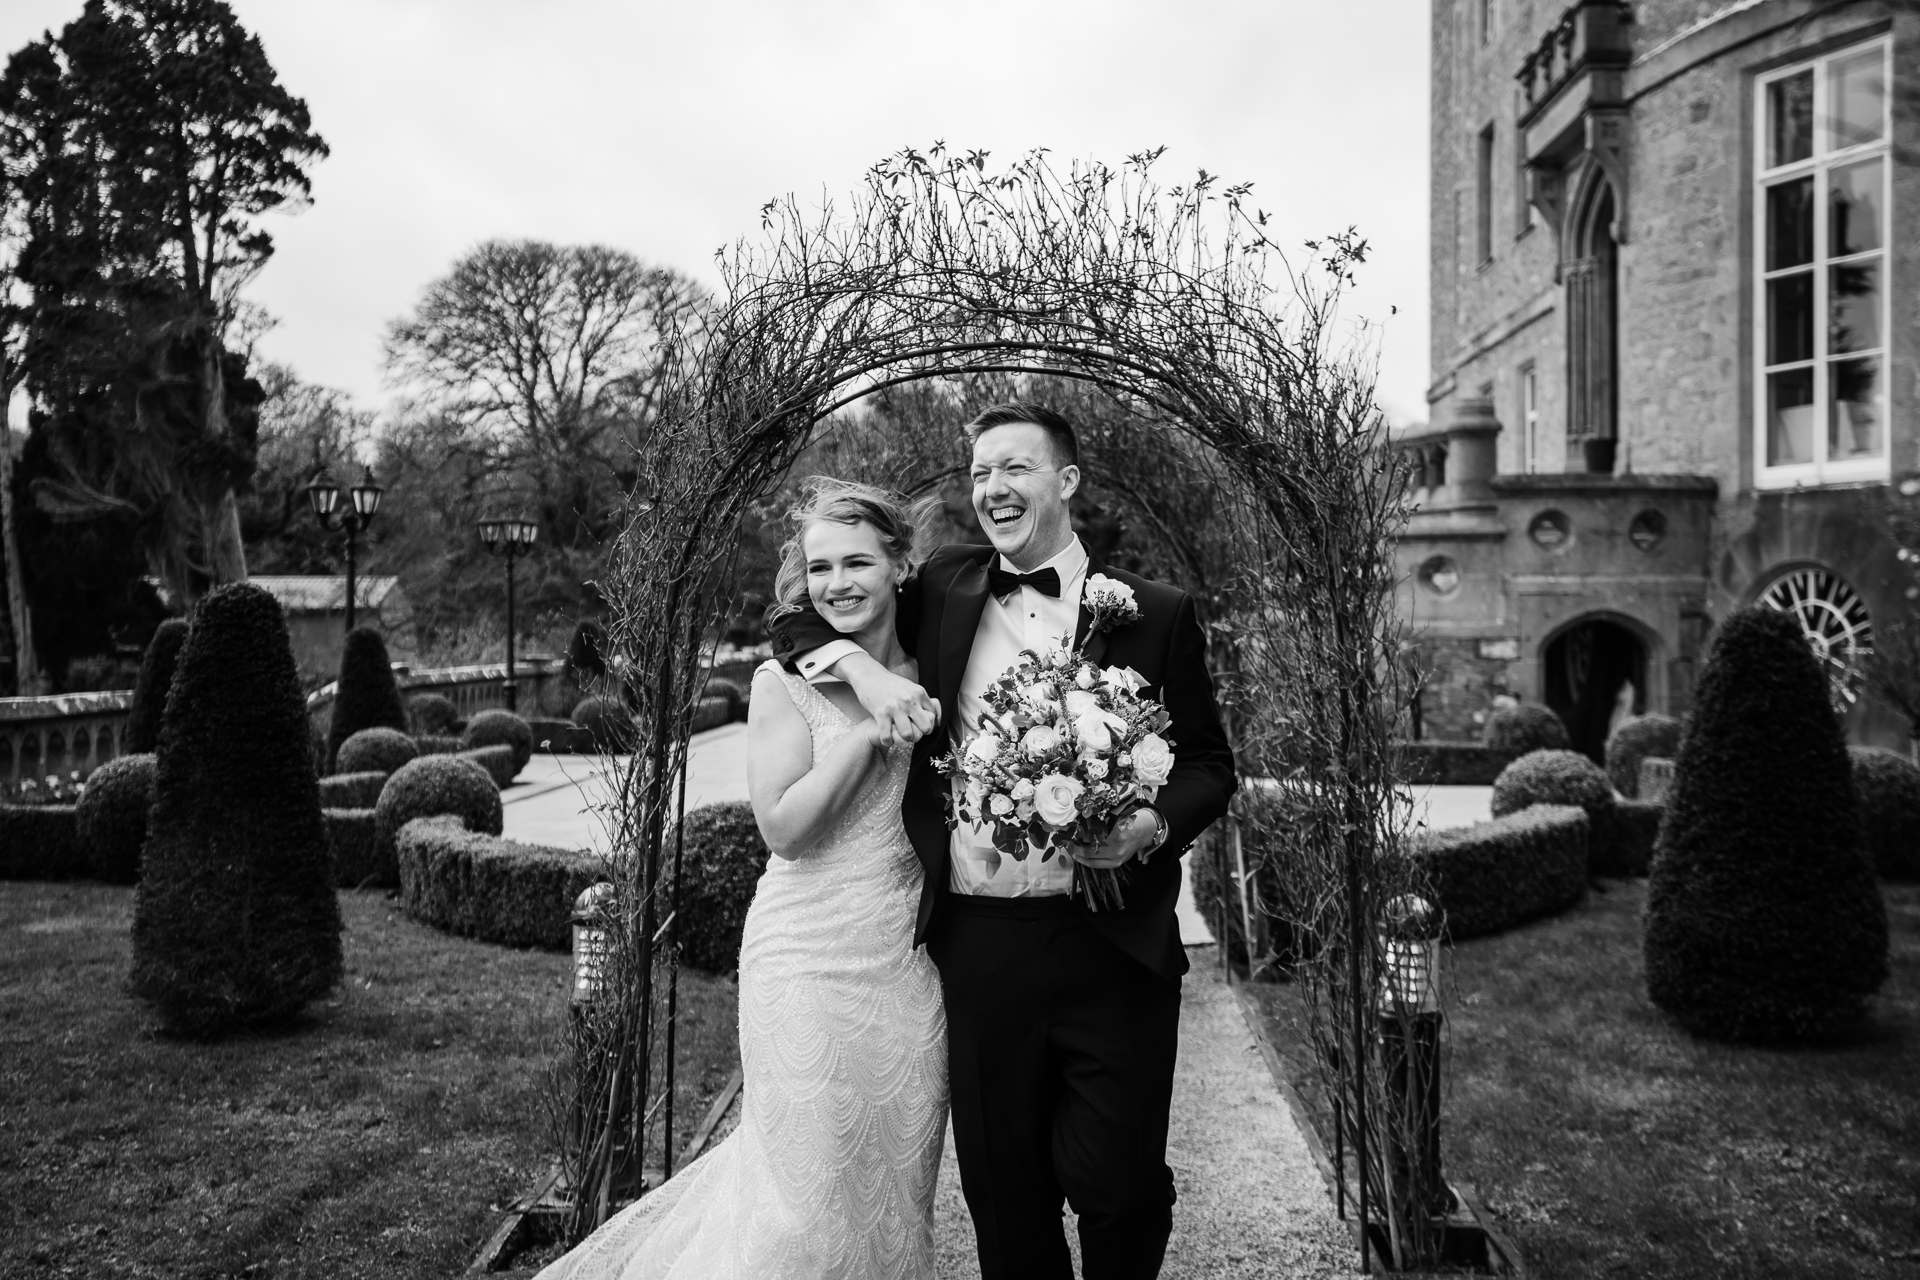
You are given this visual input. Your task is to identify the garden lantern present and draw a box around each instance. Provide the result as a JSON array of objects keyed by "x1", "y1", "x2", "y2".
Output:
[
  {"x1": 571, "y1": 882, "x2": 615, "y2": 1004},
  {"x1": 1378, "y1": 893, "x2": 1448, "y2": 1218},
  {"x1": 479, "y1": 513, "x2": 540, "y2": 712},
  {"x1": 306, "y1": 466, "x2": 384, "y2": 632}
]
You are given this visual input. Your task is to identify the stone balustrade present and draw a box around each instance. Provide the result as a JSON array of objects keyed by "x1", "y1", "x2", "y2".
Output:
[
  {"x1": 1516, "y1": 1, "x2": 1633, "y2": 112},
  {"x1": 0, "y1": 690, "x2": 134, "y2": 789}
]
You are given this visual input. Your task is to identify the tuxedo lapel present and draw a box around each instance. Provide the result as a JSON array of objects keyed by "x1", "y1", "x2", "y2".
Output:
[
  {"x1": 1073, "y1": 548, "x2": 1111, "y2": 667},
  {"x1": 938, "y1": 556, "x2": 992, "y2": 728}
]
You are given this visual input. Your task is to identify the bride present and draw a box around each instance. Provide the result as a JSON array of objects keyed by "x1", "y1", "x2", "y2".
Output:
[{"x1": 539, "y1": 478, "x2": 949, "y2": 1279}]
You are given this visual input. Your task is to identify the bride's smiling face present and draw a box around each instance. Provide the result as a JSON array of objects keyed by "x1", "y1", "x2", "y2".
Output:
[{"x1": 805, "y1": 519, "x2": 902, "y2": 636}]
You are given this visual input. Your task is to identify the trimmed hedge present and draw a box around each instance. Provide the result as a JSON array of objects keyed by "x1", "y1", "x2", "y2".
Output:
[
  {"x1": 324, "y1": 808, "x2": 385, "y2": 886},
  {"x1": 132, "y1": 582, "x2": 342, "y2": 1035},
  {"x1": 1646, "y1": 606, "x2": 1887, "y2": 1043},
  {"x1": 672, "y1": 801, "x2": 770, "y2": 973},
  {"x1": 1483, "y1": 703, "x2": 1571, "y2": 755},
  {"x1": 1610, "y1": 798, "x2": 1665, "y2": 878},
  {"x1": 572, "y1": 696, "x2": 634, "y2": 749},
  {"x1": 1396, "y1": 740, "x2": 1511, "y2": 786},
  {"x1": 125, "y1": 619, "x2": 189, "y2": 754},
  {"x1": 531, "y1": 717, "x2": 597, "y2": 753},
  {"x1": 326, "y1": 627, "x2": 409, "y2": 772},
  {"x1": 318, "y1": 771, "x2": 389, "y2": 810},
  {"x1": 1639, "y1": 757, "x2": 1676, "y2": 804},
  {"x1": 408, "y1": 693, "x2": 460, "y2": 736},
  {"x1": 1605, "y1": 714, "x2": 1683, "y2": 798},
  {"x1": 1409, "y1": 804, "x2": 1589, "y2": 939},
  {"x1": 396, "y1": 815, "x2": 600, "y2": 950},
  {"x1": 414, "y1": 734, "x2": 463, "y2": 757},
  {"x1": 76, "y1": 753, "x2": 156, "y2": 883},
  {"x1": 1850, "y1": 747, "x2": 1920, "y2": 880},
  {"x1": 463, "y1": 709, "x2": 532, "y2": 775},
  {"x1": 703, "y1": 677, "x2": 749, "y2": 722},
  {"x1": 1491, "y1": 749, "x2": 1618, "y2": 864},
  {"x1": 375, "y1": 754, "x2": 503, "y2": 862},
  {"x1": 336, "y1": 726, "x2": 419, "y2": 777},
  {"x1": 0, "y1": 804, "x2": 84, "y2": 880},
  {"x1": 1190, "y1": 818, "x2": 1295, "y2": 974},
  {"x1": 460, "y1": 745, "x2": 518, "y2": 790},
  {"x1": 692, "y1": 696, "x2": 732, "y2": 735}
]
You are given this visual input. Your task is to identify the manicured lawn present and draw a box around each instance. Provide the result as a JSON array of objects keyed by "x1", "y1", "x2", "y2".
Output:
[
  {"x1": 1245, "y1": 878, "x2": 1920, "y2": 1279},
  {"x1": 0, "y1": 882, "x2": 740, "y2": 1279}
]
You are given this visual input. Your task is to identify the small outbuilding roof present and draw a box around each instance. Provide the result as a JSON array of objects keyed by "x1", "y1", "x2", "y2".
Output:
[{"x1": 250, "y1": 576, "x2": 403, "y2": 613}]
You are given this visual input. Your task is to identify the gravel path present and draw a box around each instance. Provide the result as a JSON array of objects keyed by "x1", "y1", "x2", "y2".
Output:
[{"x1": 935, "y1": 953, "x2": 1353, "y2": 1280}]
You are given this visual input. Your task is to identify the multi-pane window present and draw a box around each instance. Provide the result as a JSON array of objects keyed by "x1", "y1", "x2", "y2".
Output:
[{"x1": 1755, "y1": 39, "x2": 1891, "y2": 486}]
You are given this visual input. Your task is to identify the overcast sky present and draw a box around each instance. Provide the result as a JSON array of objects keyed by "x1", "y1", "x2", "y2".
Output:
[{"x1": 3, "y1": 0, "x2": 1431, "y2": 427}]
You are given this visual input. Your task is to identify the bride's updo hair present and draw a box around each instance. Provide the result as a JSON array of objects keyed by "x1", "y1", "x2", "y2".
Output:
[{"x1": 766, "y1": 478, "x2": 934, "y2": 624}]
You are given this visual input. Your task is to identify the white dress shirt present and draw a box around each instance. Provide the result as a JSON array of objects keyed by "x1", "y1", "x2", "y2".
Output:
[{"x1": 792, "y1": 537, "x2": 1090, "y2": 897}]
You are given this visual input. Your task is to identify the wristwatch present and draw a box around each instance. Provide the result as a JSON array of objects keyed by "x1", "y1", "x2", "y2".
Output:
[{"x1": 1139, "y1": 806, "x2": 1169, "y2": 854}]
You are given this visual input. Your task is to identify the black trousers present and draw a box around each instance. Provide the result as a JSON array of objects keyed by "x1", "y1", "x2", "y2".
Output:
[{"x1": 927, "y1": 894, "x2": 1182, "y2": 1280}]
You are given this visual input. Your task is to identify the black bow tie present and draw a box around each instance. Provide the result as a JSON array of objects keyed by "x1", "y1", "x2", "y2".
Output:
[{"x1": 987, "y1": 565, "x2": 1062, "y2": 598}]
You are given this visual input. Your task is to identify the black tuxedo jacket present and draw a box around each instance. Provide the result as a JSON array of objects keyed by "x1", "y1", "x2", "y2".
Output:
[{"x1": 770, "y1": 542, "x2": 1236, "y2": 980}]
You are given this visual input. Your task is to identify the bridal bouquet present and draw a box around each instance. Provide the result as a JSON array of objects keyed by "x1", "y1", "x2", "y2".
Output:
[{"x1": 934, "y1": 642, "x2": 1177, "y2": 912}]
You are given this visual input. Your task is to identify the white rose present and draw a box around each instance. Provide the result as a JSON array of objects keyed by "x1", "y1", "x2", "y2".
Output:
[
  {"x1": 1086, "y1": 574, "x2": 1137, "y2": 610},
  {"x1": 1032, "y1": 773, "x2": 1085, "y2": 826},
  {"x1": 1010, "y1": 778, "x2": 1036, "y2": 801},
  {"x1": 1130, "y1": 733, "x2": 1175, "y2": 786},
  {"x1": 1102, "y1": 665, "x2": 1146, "y2": 693},
  {"x1": 1084, "y1": 758, "x2": 1109, "y2": 780},
  {"x1": 965, "y1": 778, "x2": 987, "y2": 808},
  {"x1": 1015, "y1": 799, "x2": 1036, "y2": 821},
  {"x1": 1047, "y1": 646, "x2": 1072, "y2": 669},
  {"x1": 989, "y1": 793, "x2": 1015, "y2": 817},
  {"x1": 1064, "y1": 689, "x2": 1100, "y2": 718},
  {"x1": 966, "y1": 732, "x2": 1003, "y2": 765},
  {"x1": 1022, "y1": 724, "x2": 1062, "y2": 758},
  {"x1": 1075, "y1": 664, "x2": 1097, "y2": 689},
  {"x1": 1075, "y1": 711, "x2": 1113, "y2": 755}
]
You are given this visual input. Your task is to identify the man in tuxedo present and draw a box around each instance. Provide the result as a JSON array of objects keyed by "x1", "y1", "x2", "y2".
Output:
[{"x1": 771, "y1": 402, "x2": 1235, "y2": 1280}]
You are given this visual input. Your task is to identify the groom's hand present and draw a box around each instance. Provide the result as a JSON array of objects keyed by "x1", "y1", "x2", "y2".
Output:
[
  {"x1": 1070, "y1": 808, "x2": 1160, "y2": 870},
  {"x1": 832, "y1": 650, "x2": 940, "y2": 746}
]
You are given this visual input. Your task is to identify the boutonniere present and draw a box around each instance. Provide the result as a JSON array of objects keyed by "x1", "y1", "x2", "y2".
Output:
[{"x1": 1083, "y1": 574, "x2": 1142, "y2": 635}]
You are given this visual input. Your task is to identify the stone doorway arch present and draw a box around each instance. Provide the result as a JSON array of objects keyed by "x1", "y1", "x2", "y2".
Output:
[{"x1": 1543, "y1": 613, "x2": 1650, "y2": 762}]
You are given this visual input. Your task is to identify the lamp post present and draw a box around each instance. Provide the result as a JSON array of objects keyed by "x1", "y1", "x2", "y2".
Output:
[
  {"x1": 306, "y1": 467, "x2": 385, "y2": 632},
  {"x1": 479, "y1": 514, "x2": 540, "y2": 710}
]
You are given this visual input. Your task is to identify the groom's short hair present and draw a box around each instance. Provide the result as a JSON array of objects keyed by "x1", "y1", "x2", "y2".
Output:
[{"x1": 962, "y1": 403, "x2": 1079, "y2": 470}]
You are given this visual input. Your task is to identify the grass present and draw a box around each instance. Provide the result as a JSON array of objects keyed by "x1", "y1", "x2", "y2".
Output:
[
  {"x1": 0, "y1": 881, "x2": 741, "y2": 1280},
  {"x1": 1244, "y1": 878, "x2": 1920, "y2": 1279}
]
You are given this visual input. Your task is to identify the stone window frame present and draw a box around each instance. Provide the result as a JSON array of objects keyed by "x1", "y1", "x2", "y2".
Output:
[
  {"x1": 1476, "y1": 121, "x2": 1497, "y2": 267},
  {"x1": 1752, "y1": 35, "x2": 1893, "y2": 491},
  {"x1": 1518, "y1": 361, "x2": 1540, "y2": 473}
]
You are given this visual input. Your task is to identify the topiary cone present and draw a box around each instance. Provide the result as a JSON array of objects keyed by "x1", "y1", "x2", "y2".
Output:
[
  {"x1": 125, "y1": 619, "x2": 189, "y2": 754},
  {"x1": 130, "y1": 582, "x2": 343, "y2": 1035},
  {"x1": 326, "y1": 626, "x2": 409, "y2": 772},
  {"x1": 1644, "y1": 606, "x2": 1887, "y2": 1043}
]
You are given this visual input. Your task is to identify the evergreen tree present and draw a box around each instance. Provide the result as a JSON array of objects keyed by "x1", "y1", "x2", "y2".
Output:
[
  {"x1": 326, "y1": 626, "x2": 407, "y2": 771},
  {"x1": 130, "y1": 581, "x2": 340, "y2": 1034},
  {"x1": 125, "y1": 619, "x2": 189, "y2": 753},
  {"x1": 1644, "y1": 607, "x2": 1887, "y2": 1042}
]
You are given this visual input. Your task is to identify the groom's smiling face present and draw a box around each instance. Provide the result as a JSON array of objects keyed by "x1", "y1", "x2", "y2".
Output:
[{"x1": 970, "y1": 421, "x2": 1079, "y2": 570}]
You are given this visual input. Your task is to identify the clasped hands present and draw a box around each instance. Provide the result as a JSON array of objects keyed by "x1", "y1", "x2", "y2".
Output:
[{"x1": 851, "y1": 666, "x2": 1157, "y2": 872}]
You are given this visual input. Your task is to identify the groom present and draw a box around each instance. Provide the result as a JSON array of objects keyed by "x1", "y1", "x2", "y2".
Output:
[{"x1": 772, "y1": 402, "x2": 1236, "y2": 1280}]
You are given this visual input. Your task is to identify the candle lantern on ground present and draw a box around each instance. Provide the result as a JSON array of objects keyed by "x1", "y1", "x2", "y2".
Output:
[
  {"x1": 478, "y1": 514, "x2": 540, "y2": 711},
  {"x1": 568, "y1": 883, "x2": 640, "y2": 1199},
  {"x1": 1379, "y1": 892, "x2": 1448, "y2": 1217},
  {"x1": 305, "y1": 466, "x2": 384, "y2": 632}
]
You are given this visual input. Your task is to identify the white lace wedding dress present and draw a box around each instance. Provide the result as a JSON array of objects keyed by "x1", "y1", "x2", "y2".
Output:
[{"x1": 537, "y1": 662, "x2": 948, "y2": 1280}]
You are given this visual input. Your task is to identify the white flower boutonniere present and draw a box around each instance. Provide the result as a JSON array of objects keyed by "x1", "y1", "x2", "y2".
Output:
[{"x1": 1084, "y1": 573, "x2": 1142, "y2": 635}]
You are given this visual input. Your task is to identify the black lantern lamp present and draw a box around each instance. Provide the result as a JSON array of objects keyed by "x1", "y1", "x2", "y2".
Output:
[
  {"x1": 307, "y1": 466, "x2": 384, "y2": 631},
  {"x1": 479, "y1": 512, "x2": 540, "y2": 710},
  {"x1": 1379, "y1": 893, "x2": 1449, "y2": 1220}
]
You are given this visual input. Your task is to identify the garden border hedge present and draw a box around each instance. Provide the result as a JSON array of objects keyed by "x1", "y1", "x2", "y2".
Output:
[
  {"x1": 459, "y1": 745, "x2": 519, "y2": 790},
  {"x1": 319, "y1": 771, "x2": 389, "y2": 810},
  {"x1": 1396, "y1": 740, "x2": 1513, "y2": 786},
  {"x1": 1606, "y1": 798, "x2": 1665, "y2": 878},
  {"x1": 325, "y1": 808, "x2": 385, "y2": 886},
  {"x1": 1409, "y1": 803, "x2": 1589, "y2": 939},
  {"x1": 0, "y1": 804, "x2": 84, "y2": 880},
  {"x1": 395, "y1": 815, "x2": 601, "y2": 950}
]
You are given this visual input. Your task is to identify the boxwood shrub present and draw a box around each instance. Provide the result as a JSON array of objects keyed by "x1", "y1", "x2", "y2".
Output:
[
  {"x1": 1849, "y1": 747, "x2": 1920, "y2": 881},
  {"x1": 318, "y1": 770, "x2": 389, "y2": 810},
  {"x1": 1491, "y1": 749, "x2": 1617, "y2": 863},
  {"x1": 414, "y1": 734, "x2": 463, "y2": 757},
  {"x1": 408, "y1": 693, "x2": 460, "y2": 736},
  {"x1": 1609, "y1": 798, "x2": 1665, "y2": 878},
  {"x1": 132, "y1": 582, "x2": 342, "y2": 1035},
  {"x1": 336, "y1": 726, "x2": 419, "y2": 777},
  {"x1": 572, "y1": 697, "x2": 634, "y2": 750},
  {"x1": 691, "y1": 696, "x2": 732, "y2": 735},
  {"x1": 1190, "y1": 818, "x2": 1295, "y2": 975},
  {"x1": 1408, "y1": 804, "x2": 1589, "y2": 940},
  {"x1": 0, "y1": 804, "x2": 84, "y2": 880},
  {"x1": 326, "y1": 627, "x2": 409, "y2": 772},
  {"x1": 1638, "y1": 757, "x2": 1676, "y2": 804},
  {"x1": 76, "y1": 752, "x2": 156, "y2": 884},
  {"x1": 1605, "y1": 714, "x2": 1683, "y2": 798},
  {"x1": 531, "y1": 717, "x2": 596, "y2": 753},
  {"x1": 460, "y1": 745, "x2": 518, "y2": 790},
  {"x1": 324, "y1": 807, "x2": 385, "y2": 886},
  {"x1": 396, "y1": 815, "x2": 600, "y2": 950},
  {"x1": 1396, "y1": 740, "x2": 1511, "y2": 786},
  {"x1": 703, "y1": 677, "x2": 749, "y2": 722},
  {"x1": 375, "y1": 754, "x2": 503, "y2": 860},
  {"x1": 1483, "y1": 703, "x2": 1571, "y2": 756},
  {"x1": 672, "y1": 801, "x2": 769, "y2": 973},
  {"x1": 1646, "y1": 606, "x2": 1886, "y2": 1043},
  {"x1": 125, "y1": 619, "x2": 189, "y2": 754},
  {"x1": 463, "y1": 709, "x2": 532, "y2": 776}
]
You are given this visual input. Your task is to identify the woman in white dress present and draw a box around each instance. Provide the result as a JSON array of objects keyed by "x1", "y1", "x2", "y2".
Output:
[{"x1": 538, "y1": 478, "x2": 949, "y2": 1280}]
